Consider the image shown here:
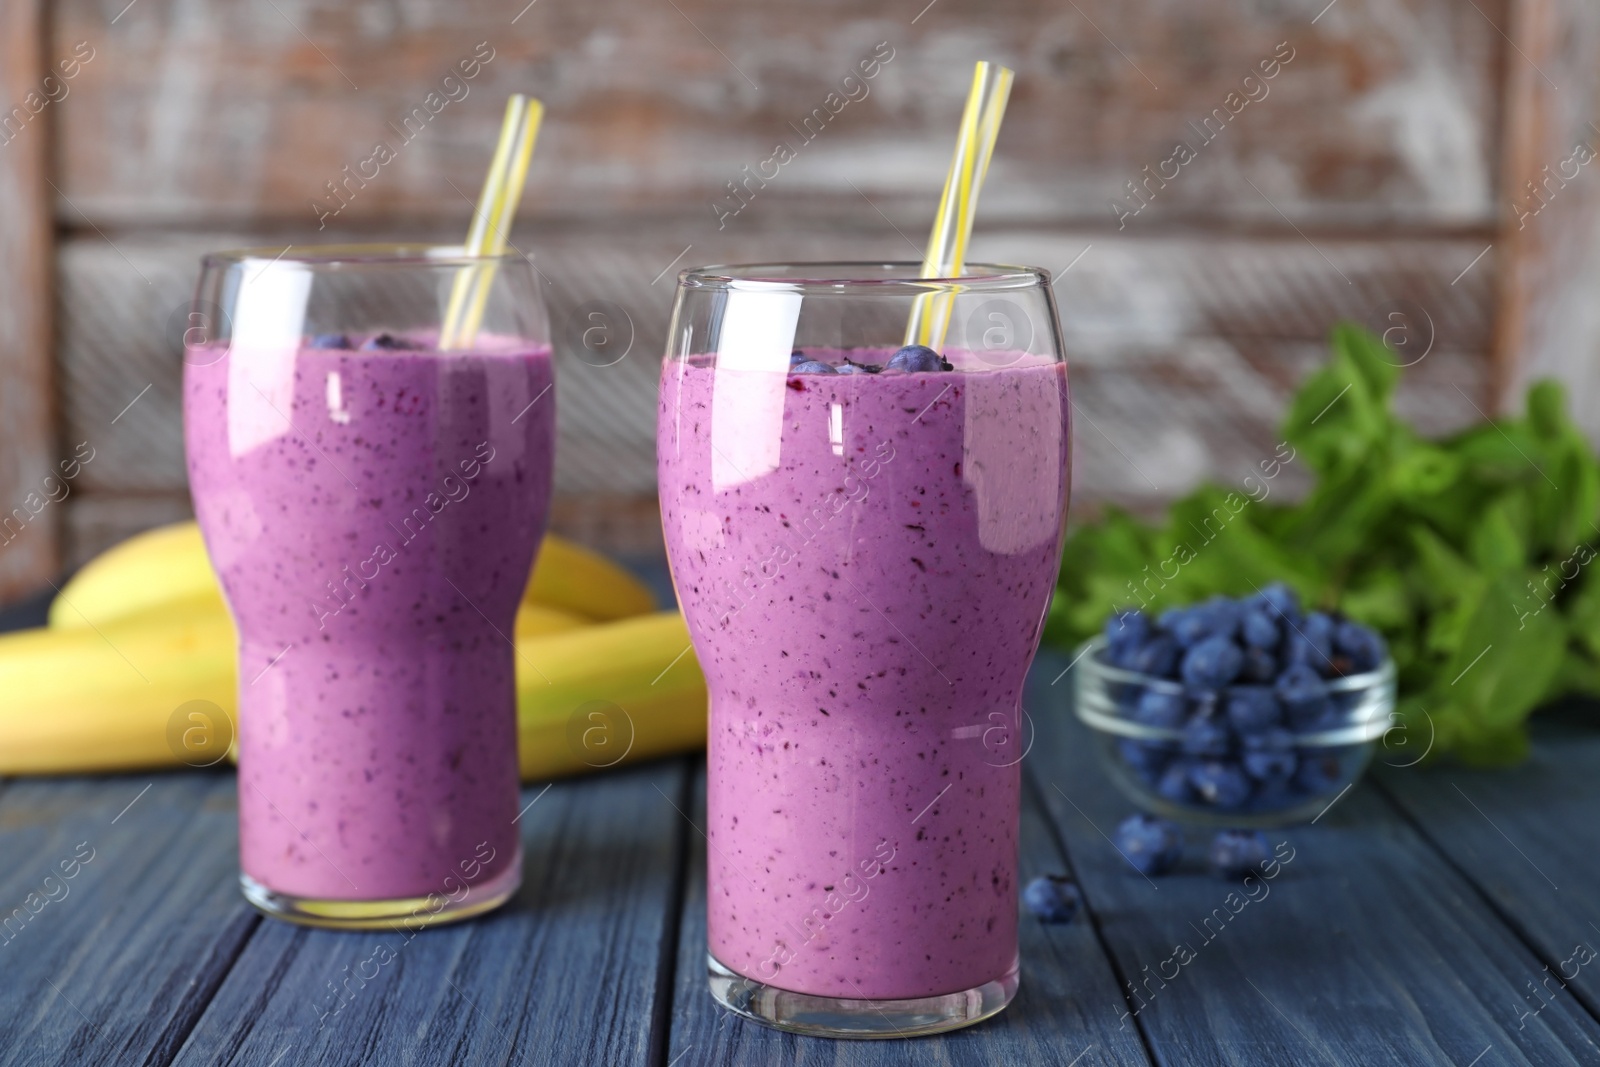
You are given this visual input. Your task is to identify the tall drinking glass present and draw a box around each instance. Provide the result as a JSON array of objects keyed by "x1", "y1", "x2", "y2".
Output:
[
  {"x1": 184, "y1": 245, "x2": 553, "y2": 928},
  {"x1": 658, "y1": 263, "x2": 1071, "y2": 1036}
]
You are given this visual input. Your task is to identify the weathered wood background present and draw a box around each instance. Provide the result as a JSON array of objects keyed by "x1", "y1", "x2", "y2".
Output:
[{"x1": 2, "y1": 0, "x2": 1598, "y2": 602}]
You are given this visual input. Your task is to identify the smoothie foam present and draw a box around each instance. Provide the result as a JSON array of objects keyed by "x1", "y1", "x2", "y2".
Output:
[
  {"x1": 660, "y1": 347, "x2": 1070, "y2": 999},
  {"x1": 185, "y1": 336, "x2": 553, "y2": 901}
]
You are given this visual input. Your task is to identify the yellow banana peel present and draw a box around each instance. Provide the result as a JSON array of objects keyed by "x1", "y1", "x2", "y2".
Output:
[
  {"x1": 0, "y1": 597, "x2": 704, "y2": 779},
  {"x1": 49, "y1": 521, "x2": 658, "y2": 630}
]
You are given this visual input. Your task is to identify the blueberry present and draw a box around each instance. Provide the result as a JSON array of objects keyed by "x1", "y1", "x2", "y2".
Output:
[
  {"x1": 1276, "y1": 665, "x2": 1333, "y2": 731},
  {"x1": 1241, "y1": 610, "x2": 1280, "y2": 649},
  {"x1": 1181, "y1": 717, "x2": 1232, "y2": 757},
  {"x1": 1180, "y1": 635, "x2": 1244, "y2": 689},
  {"x1": 1293, "y1": 751, "x2": 1345, "y2": 795},
  {"x1": 1335, "y1": 619, "x2": 1386, "y2": 673},
  {"x1": 1022, "y1": 874, "x2": 1082, "y2": 923},
  {"x1": 1104, "y1": 610, "x2": 1152, "y2": 656},
  {"x1": 1250, "y1": 777, "x2": 1297, "y2": 811},
  {"x1": 1274, "y1": 663, "x2": 1328, "y2": 710},
  {"x1": 360, "y1": 332, "x2": 410, "y2": 350},
  {"x1": 1113, "y1": 813, "x2": 1184, "y2": 876},
  {"x1": 1251, "y1": 581, "x2": 1302, "y2": 622},
  {"x1": 1285, "y1": 612, "x2": 1338, "y2": 673},
  {"x1": 1165, "y1": 603, "x2": 1237, "y2": 648},
  {"x1": 1188, "y1": 760, "x2": 1251, "y2": 808},
  {"x1": 1240, "y1": 646, "x2": 1278, "y2": 683},
  {"x1": 1209, "y1": 830, "x2": 1272, "y2": 879},
  {"x1": 1203, "y1": 596, "x2": 1246, "y2": 638},
  {"x1": 1128, "y1": 635, "x2": 1180, "y2": 678},
  {"x1": 836, "y1": 359, "x2": 882, "y2": 375},
  {"x1": 790, "y1": 349, "x2": 808, "y2": 366},
  {"x1": 310, "y1": 332, "x2": 352, "y2": 349},
  {"x1": 1116, "y1": 738, "x2": 1171, "y2": 780},
  {"x1": 1224, "y1": 686, "x2": 1282, "y2": 733},
  {"x1": 1133, "y1": 688, "x2": 1186, "y2": 731},
  {"x1": 885, "y1": 344, "x2": 950, "y2": 373},
  {"x1": 1184, "y1": 687, "x2": 1220, "y2": 720},
  {"x1": 1241, "y1": 730, "x2": 1298, "y2": 780},
  {"x1": 1156, "y1": 760, "x2": 1196, "y2": 804},
  {"x1": 790, "y1": 359, "x2": 838, "y2": 374}
]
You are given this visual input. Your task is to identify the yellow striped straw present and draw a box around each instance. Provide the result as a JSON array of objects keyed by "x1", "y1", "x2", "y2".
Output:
[
  {"x1": 904, "y1": 61, "x2": 1014, "y2": 350},
  {"x1": 439, "y1": 94, "x2": 544, "y2": 350}
]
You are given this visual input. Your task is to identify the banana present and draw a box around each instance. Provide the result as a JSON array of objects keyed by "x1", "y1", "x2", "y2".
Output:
[
  {"x1": 0, "y1": 600, "x2": 704, "y2": 779},
  {"x1": 0, "y1": 601, "x2": 238, "y2": 774},
  {"x1": 50, "y1": 521, "x2": 658, "y2": 630},
  {"x1": 514, "y1": 611, "x2": 706, "y2": 781},
  {"x1": 524, "y1": 535, "x2": 660, "y2": 621}
]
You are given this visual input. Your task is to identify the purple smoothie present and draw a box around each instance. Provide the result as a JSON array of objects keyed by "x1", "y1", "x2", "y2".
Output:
[
  {"x1": 185, "y1": 334, "x2": 554, "y2": 902},
  {"x1": 659, "y1": 347, "x2": 1070, "y2": 999}
]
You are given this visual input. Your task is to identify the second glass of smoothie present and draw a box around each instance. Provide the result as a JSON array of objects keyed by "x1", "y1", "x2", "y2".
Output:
[
  {"x1": 659, "y1": 263, "x2": 1071, "y2": 1036},
  {"x1": 184, "y1": 245, "x2": 553, "y2": 928}
]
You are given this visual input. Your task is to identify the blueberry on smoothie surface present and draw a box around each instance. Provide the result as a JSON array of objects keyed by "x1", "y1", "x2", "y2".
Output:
[
  {"x1": 310, "y1": 332, "x2": 352, "y2": 349},
  {"x1": 360, "y1": 332, "x2": 411, "y2": 351},
  {"x1": 885, "y1": 344, "x2": 951, "y2": 373},
  {"x1": 790, "y1": 349, "x2": 807, "y2": 366},
  {"x1": 790, "y1": 359, "x2": 838, "y2": 374}
]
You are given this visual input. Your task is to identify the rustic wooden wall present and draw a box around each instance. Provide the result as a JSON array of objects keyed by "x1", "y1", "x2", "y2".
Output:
[
  {"x1": 2, "y1": 0, "x2": 1579, "y2": 601},
  {"x1": 1495, "y1": 0, "x2": 1600, "y2": 416},
  {"x1": 0, "y1": 0, "x2": 58, "y2": 603}
]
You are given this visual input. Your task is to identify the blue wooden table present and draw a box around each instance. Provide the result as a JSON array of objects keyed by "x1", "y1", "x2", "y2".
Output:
[{"x1": 2, "y1": 584, "x2": 1599, "y2": 1066}]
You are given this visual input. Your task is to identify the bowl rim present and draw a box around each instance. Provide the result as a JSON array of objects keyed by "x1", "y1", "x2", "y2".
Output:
[{"x1": 1070, "y1": 635, "x2": 1398, "y2": 747}]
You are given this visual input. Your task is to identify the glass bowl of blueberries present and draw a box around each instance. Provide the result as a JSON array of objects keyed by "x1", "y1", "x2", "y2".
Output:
[{"x1": 1074, "y1": 583, "x2": 1396, "y2": 828}]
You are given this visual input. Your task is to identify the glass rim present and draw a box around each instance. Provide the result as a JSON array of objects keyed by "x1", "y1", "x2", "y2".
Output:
[
  {"x1": 678, "y1": 261, "x2": 1051, "y2": 292},
  {"x1": 199, "y1": 243, "x2": 530, "y2": 270}
]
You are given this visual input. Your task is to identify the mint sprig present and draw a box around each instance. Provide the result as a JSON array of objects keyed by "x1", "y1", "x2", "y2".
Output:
[{"x1": 1045, "y1": 324, "x2": 1600, "y2": 765}]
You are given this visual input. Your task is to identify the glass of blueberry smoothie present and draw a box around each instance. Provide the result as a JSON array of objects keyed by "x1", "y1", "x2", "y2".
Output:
[
  {"x1": 659, "y1": 262, "x2": 1071, "y2": 1036},
  {"x1": 184, "y1": 245, "x2": 552, "y2": 928}
]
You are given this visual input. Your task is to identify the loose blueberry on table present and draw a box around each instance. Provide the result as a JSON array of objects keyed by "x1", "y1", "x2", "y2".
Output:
[
  {"x1": 1113, "y1": 813, "x2": 1184, "y2": 875},
  {"x1": 1209, "y1": 829, "x2": 1273, "y2": 879},
  {"x1": 1022, "y1": 874, "x2": 1083, "y2": 924}
]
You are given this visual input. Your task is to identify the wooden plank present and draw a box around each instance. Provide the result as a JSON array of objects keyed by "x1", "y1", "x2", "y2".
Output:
[
  {"x1": 662, "y1": 763, "x2": 1155, "y2": 1065},
  {"x1": 0, "y1": 0, "x2": 58, "y2": 603},
  {"x1": 1491, "y1": 0, "x2": 1600, "y2": 432},
  {"x1": 1376, "y1": 702, "x2": 1600, "y2": 1030},
  {"x1": 1025, "y1": 652, "x2": 1600, "y2": 1065},
  {"x1": 169, "y1": 760, "x2": 689, "y2": 1066},
  {"x1": 53, "y1": 0, "x2": 1505, "y2": 228},
  {"x1": 0, "y1": 774, "x2": 259, "y2": 1067}
]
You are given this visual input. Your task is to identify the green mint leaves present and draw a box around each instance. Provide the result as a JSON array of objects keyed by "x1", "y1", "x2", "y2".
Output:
[{"x1": 1045, "y1": 325, "x2": 1600, "y2": 765}]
